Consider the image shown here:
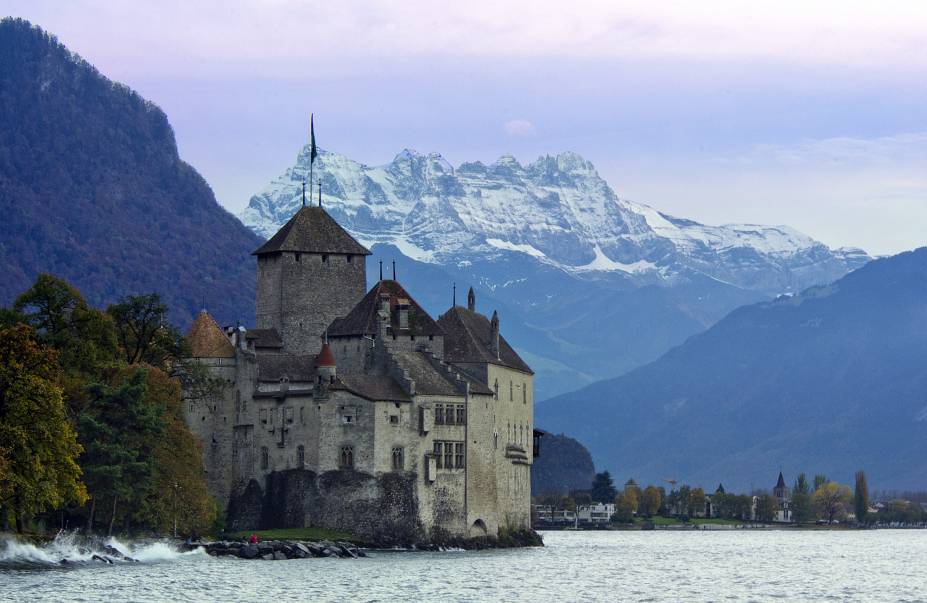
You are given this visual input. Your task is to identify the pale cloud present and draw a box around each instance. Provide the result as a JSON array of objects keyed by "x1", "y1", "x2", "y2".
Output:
[
  {"x1": 503, "y1": 119, "x2": 536, "y2": 137},
  {"x1": 7, "y1": 0, "x2": 927, "y2": 78},
  {"x1": 748, "y1": 132, "x2": 927, "y2": 166}
]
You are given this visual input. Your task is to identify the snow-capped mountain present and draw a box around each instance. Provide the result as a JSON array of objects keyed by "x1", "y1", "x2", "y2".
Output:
[
  {"x1": 242, "y1": 147, "x2": 866, "y2": 294},
  {"x1": 240, "y1": 147, "x2": 869, "y2": 398}
]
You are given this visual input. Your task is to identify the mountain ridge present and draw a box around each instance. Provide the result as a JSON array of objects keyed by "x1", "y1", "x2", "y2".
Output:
[{"x1": 240, "y1": 145, "x2": 869, "y2": 397}]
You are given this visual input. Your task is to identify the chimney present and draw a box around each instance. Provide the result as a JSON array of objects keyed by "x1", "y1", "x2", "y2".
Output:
[
  {"x1": 490, "y1": 310, "x2": 500, "y2": 360},
  {"x1": 467, "y1": 287, "x2": 476, "y2": 311}
]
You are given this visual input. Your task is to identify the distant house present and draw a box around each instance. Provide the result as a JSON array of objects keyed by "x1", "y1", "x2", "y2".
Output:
[{"x1": 577, "y1": 503, "x2": 615, "y2": 524}]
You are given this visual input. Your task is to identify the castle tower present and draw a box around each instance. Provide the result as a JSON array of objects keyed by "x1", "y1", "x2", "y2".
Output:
[{"x1": 253, "y1": 206, "x2": 370, "y2": 354}]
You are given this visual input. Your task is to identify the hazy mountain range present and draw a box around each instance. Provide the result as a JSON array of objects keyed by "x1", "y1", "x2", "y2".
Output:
[
  {"x1": 240, "y1": 146, "x2": 868, "y2": 396},
  {"x1": 537, "y1": 248, "x2": 927, "y2": 490}
]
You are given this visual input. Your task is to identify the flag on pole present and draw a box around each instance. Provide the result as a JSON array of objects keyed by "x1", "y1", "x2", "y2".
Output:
[{"x1": 309, "y1": 113, "x2": 318, "y2": 163}]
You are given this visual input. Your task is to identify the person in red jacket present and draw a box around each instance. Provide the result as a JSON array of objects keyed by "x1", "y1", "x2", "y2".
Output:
[{"x1": 249, "y1": 533, "x2": 258, "y2": 544}]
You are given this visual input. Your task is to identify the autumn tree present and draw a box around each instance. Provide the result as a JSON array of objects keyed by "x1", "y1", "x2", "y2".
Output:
[
  {"x1": 641, "y1": 485, "x2": 662, "y2": 517},
  {"x1": 854, "y1": 471, "x2": 869, "y2": 525},
  {"x1": 0, "y1": 325, "x2": 87, "y2": 531},
  {"x1": 813, "y1": 481, "x2": 852, "y2": 523},
  {"x1": 612, "y1": 492, "x2": 635, "y2": 523},
  {"x1": 136, "y1": 367, "x2": 216, "y2": 535},
  {"x1": 791, "y1": 473, "x2": 813, "y2": 524}
]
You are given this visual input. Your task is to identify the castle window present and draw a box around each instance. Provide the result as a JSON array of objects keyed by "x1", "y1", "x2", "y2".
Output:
[
  {"x1": 523, "y1": 383, "x2": 527, "y2": 404},
  {"x1": 342, "y1": 410, "x2": 354, "y2": 424},
  {"x1": 444, "y1": 443, "x2": 453, "y2": 469},
  {"x1": 286, "y1": 406, "x2": 294, "y2": 424},
  {"x1": 260, "y1": 446, "x2": 269, "y2": 470},
  {"x1": 389, "y1": 414, "x2": 399, "y2": 424},
  {"x1": 295, "y1": 252, "x2": 301, "y2": 262},
  {"x1": 300, "y1": 406, "x2": 304, "y2": 423},
  {"x1": 433, "y1": 442, "x2": 443, "y2": 469},
  {"x1": 456, "y1": 405, "x2": 466, "y2": 425},
  {"x1": 260, "y1": 408, "x2": 267, "y2": 424},
  {"x1": 444, "y1": 405, "x2": 455, "y2": 425},
  {"x1": 297, "y1": 445, "x2": 305, "y2": 467},
  {"x1": 347, "y1": 255, "x2": 353, "y2": 263},
  {"x1": 322, "y1": 254, "x2": 329, "y2": 263},
  {"x1": 510, "y1": 381, "x2": 514, "y2": 401},
  {"x1": 392, "y1": 447, "x2": 404, "y2": 471},
  {"x1": 434, "y1": 404, "x2": 444, "y2": 425},
  {"x1": 454, "y1": 443, "x2": 465, "y2": 468},
  {"x1": 340, "y1": 446, "x2": 354, "y2": 469},
  {"x1": 494, "y1": 379, "x2": 499, "y2": 400}
]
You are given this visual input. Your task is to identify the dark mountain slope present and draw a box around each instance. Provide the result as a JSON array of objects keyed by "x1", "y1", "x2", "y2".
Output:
[
  {"x1": 0, "y1": 19, "x2": 261, "y2": 325},
  {"x1": 531, "y1": 433, "x2": 596, "y2": 496},
  {"x1": 537, "y1": 248, "x2": 927, "y2": 490}
]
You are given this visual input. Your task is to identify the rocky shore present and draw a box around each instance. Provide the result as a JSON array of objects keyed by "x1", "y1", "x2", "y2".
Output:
[{"x1": 192, "y1": 528, "x2": 543, "y2": 560}]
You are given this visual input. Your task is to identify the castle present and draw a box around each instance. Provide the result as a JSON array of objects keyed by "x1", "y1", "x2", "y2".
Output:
[{"x1": 182, "y1": 204, "x2": 536, "y2": 543}]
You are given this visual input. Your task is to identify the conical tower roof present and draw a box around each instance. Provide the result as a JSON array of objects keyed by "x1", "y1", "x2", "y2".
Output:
[
  {"x1": 776, "y1": 471, "x2": 786, "y2": 489},
  {"x1": 253, "y1": 206, "x2": 370, "y2": 256},
  {"x1": 186, "y1": 310, "x2": 235, "y2": 358}
]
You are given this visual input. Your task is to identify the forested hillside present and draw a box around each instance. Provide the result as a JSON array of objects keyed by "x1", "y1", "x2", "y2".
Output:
[{"x1": 0, "y1": 18, "x2": 261, "y2": 327}]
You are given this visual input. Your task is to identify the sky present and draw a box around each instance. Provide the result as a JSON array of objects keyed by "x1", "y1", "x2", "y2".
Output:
[{"x1": 6, "y1": 0, "x2": 927, "y2": 255}]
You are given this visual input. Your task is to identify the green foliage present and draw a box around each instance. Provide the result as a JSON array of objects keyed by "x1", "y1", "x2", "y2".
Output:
[
  {"x1": 107, "y1": 294, "x2": 188, "y2": 367},
  {"x1": 0, "y1": 325, "x2": 87, "y2": 530},
  {"x1": 78, "y1": 368, "x2": 164, "y2": 534},
  {"x1": 228, "y1": 527, "x2": 358, "y2": 543},
  {"x1": 791, "y1": 473, "x2": 813, "y2": 523},
  {"x1": 813, "y1": 482, "x2": 852, "y2": 523},
  {"x1": 876, "y1": 500, "x2": 926, "y2": 525},
  {"x1": 590, "y1": 471, "x2": 617, "y2": 504},
  {"x1": 854, "y1": 471, "x2": 869, "y2": 524}
]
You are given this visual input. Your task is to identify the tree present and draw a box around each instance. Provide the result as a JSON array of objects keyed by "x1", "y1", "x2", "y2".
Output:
[
  {"x1": 0, "y1": 325, "x2": 87, "y2": 530},
  {"x1": 676, "y1": 485, "x2": 692, "y2": 518},
  {"x1": 756, "y1": 493, "x2": 779, "y2": 523},
  {"x1": 79, "y1": 368, "x2": 164, "y2": 535},
  {"x1": 656, "y1": 486, "x2": 668, "y2": 516},
  {"x1": 641, "y1": 485, "x2": 662, "y2": 517},
  {"x1": 813, "y1": 474, "x2": 829, "y2": 492},
  {"x1": 734, "y1": 495, "x2": 754, "y2": 521},
  {"x1": 107, "y1": 294, "x2": 187, "y2": 367},
  {"x1": 14, "y1": 274, "x2": 117, "y2": 378},
  {"x1": 590, "y1": 471, "x2": 617, "y2": 504},
  {"x1": 813, "y1": 482, "x2": 852, "y2": 523},
  {"x1": 791, "y1": 473, "x2": 813, "y2": 524},
  {"x1": 135, "y1": 367, "x2": 216, "y2": 535},
  {"x1": 688, "y1": 488, "x2": 706, "y2": 517},
  {"x1": 612, "y1": 492, "x2": 635, "y2": 523},
  {"x1": 854, "y1": 471, "x2": 870, "y2": 525}
]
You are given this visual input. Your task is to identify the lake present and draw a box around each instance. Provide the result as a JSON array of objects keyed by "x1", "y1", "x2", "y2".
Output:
[{"x1": 2, "y1": 529, "x2": 926, "y2": 602}]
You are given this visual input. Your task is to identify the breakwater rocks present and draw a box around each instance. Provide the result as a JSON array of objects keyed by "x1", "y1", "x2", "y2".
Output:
[{"x1": 196, "y1": 540, "x2": 367, "y2": 560}]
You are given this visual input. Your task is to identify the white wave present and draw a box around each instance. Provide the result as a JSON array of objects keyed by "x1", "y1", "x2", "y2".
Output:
[{"x1": 0, "y1": 531, "x2": 204, "y2": 567}]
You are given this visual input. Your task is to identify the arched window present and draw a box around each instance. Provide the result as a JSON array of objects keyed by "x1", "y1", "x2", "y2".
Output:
[
  {"x1": 340, "y1": 445, "x2": 354, "y2": 469},
  {"x1": 260, "y1": 446, "x2": 269, "y2": 470},
  {"x1": 392, "y1": 447, "x2": 404, "y2": 471},
  {"x1": 297, "y1": 445, "x2": 305, "y2": 467}
]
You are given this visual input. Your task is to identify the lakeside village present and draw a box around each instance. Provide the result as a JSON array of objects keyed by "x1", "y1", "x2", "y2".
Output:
[{"x1": 531, "y1": 471, "x2": 927, "y2": 530}]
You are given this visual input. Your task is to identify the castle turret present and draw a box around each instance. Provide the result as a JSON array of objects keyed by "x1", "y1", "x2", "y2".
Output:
[
  {"x1": 489, "y1": 310, "x2": 500, "y2": 360},
  {"x1": 315, "y1": 339, "x2": 337, "y2": 383},
  {"x1": 253, "y1": 206, "x2": 370, "y2": 354}
]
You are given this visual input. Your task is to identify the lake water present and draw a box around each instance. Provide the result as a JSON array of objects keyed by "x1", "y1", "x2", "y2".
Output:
[{"x1": 2, "y1": 530, "x2": 926, "y2": 602}]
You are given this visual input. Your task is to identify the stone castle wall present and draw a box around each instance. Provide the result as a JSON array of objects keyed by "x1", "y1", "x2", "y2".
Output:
[{"x1": 256, "y1": 251, "x2": 366, "y2": 354}]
